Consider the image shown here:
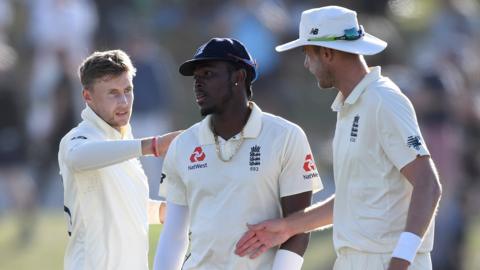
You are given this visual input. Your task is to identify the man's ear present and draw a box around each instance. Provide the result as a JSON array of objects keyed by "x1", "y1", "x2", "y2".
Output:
[
  {"x1": 321, "y1": 47, "x2": 335, "y2": 63},
  {"x1": 233, "y1": 69, "x2": 247, "y2": 86},
  {"x1": 82, "y1": 89, "x2": 92, "y2": 103}
]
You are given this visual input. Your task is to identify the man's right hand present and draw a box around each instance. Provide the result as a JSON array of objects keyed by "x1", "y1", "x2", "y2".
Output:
[{"x1": 235, "y1": 218, "x2": 292, "y2": 259}]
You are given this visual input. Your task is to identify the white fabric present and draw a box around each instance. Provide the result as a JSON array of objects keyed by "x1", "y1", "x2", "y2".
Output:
[
  {"x1": 272, "y1": 249, "x2": 304, "y2": 270},
  {"x1": 275, "y1": 6, "x2": 387, "y2": 55},
  {"x1": 392, "y1": 232, "x2": 423, "y2": 263},
  {"x1": 161, "y1": 102, "x2": 322, "y2": 270},
  {"x1": 153, "y1": 203, "x2": 189, "y2": 270},
  {"x1": 147, "y1": 200, "x2": 163, "y2": 224},
  {"x1": 64, "y1": 139, "x2": 142, "y2": 171},
  {"x1": 333, "y1": 248, "x2": 432, "y2": 270},
  {"x1": 330, "y1": 67, "x2": 434, "y2": 254},
  {"x1": 59, "y1": 106, "x2": 150, "y2": 270}
]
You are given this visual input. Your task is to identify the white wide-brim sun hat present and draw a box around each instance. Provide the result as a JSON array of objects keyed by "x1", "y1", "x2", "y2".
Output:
[{"x1": 276, "y1": 6, "x2": 387, "y2": 55}]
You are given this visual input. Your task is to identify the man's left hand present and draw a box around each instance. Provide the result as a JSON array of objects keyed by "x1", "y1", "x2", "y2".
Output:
[{"x1": 387, "y1": 257, "x2": 410, "y2": 270}]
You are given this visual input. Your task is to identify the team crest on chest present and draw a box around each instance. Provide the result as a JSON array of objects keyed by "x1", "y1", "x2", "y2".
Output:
[
  {"x1": 350, "y1": 115, "x2": 360, "y2": 142},
  {"x1": 249, "y1": 145, "x2": 261, "y2": 172},
  {"x1": 188, "y1": 146, "x2": 208, "y2": 170}
]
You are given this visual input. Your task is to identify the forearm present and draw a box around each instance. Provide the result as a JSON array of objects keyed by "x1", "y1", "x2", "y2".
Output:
[
  {"x1": 404, "y1": 175, "x2": 442, "y2": 237},
  {"x1": 403, "y1": 158, "x2": 442, "y2": 237},
  {"x1": 66, "y1": 140, "x2": 142, "y2": 171},
  {"x1": 274, "y1": 191, "x2": 312, "y2": 270},
  {"x1": 279, "y1": 232, "x2": 309, "y2": 256},
  {"x1": 153, "y1": 203, "x2": 189, "y2": 270},
  {"x1": 154, "y1": 232, "x2": 188, "y2": 270},
  {"x1": 390, "y1": 157, "x2": 442, "y2": 268},
  {"x1": 286, "y1": 195, "x2": 334, "y2": 236}
]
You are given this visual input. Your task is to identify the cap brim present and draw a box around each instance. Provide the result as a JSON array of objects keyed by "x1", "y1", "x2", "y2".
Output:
[
  {"x1": 179, "y1": 57, "x2": 235, "y2": 76},
  {"x1": 275, "y1": 33, "x2": 387, "y2": 55}
]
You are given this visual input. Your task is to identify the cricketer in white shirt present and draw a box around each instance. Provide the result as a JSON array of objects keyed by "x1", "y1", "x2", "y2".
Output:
[
  {"x1": 156, "y1": 102, "x2": 322, "y2": 270},
  {"x1": 331, "y1": 67, "x2": 434, "y2": 255},
  {"x1": 58, "y1": 105, "x2": 163, "y2": 270}
]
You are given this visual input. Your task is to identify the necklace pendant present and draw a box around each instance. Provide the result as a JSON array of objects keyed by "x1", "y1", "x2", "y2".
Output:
[{"x1": 214, "y1": 131, "x2": 245, "y2": 162}]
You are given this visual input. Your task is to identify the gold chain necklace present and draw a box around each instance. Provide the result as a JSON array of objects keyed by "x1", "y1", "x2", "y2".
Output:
[{"x1": 213, "y1": 130, "x2": 245, "y2": 162}]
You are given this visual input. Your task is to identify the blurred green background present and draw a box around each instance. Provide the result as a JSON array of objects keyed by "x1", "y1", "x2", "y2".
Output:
[{"x1": 1, "y1": 213, "x2": 480, "y2": 270}]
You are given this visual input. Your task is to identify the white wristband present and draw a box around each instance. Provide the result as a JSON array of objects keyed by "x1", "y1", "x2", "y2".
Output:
[
  {"x1": 391, "y1": 232, "x2": 422, "y2": 263},
  {"x1": 272, "y1": 249, "x2": 304, "y2": 270}
]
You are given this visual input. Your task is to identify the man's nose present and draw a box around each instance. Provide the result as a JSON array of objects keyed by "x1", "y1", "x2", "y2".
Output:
[
  {"x1": 194, "y1": 78, "x2": 203, "y2": 88},
  {"x1": 119, "y1": 93, "x2": 129, "y2": 104}
]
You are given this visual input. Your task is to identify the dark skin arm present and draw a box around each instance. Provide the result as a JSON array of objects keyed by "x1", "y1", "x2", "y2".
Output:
[
  {"x1": 278, "y1": 191, "x2": 312, "y2": 256},
  {"x1": 239, "y1": 191, "x2": 313, "y2": 257}
]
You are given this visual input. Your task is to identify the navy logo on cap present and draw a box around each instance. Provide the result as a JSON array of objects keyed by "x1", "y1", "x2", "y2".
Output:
[{"x1": 179, "y1": 38, "x2": 257, "y2": 82}]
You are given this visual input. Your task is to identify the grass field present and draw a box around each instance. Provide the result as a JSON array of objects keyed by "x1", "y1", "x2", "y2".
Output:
[{"x1": 0, "y1": 211, "x2": 478, "y2": 270}]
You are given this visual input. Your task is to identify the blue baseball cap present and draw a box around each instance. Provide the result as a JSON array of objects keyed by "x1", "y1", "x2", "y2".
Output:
[{"x1": 179, "y1": 38, "x2": 257, "y2": 82}]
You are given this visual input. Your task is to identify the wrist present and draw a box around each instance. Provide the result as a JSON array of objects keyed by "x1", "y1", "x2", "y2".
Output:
[
  {"x1": 151, "y1": 136, "x2": 159, "y2": 157},
  {"x1": 283, "y1": 216, "x2": 297, "y2": 238},
  {"x1": 391, "y1": 232, "x2": 422, "y2": 264},
  {"x1": 389, "y1": 257, "x2": 410, "y2": 269},
  {"x1": 141, "y1": 138, "x2": 151, "y2": 156}
]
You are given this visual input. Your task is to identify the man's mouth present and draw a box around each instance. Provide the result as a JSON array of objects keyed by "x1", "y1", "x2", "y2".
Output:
[
  {"x1": 116, "y1": 111, "x2": 129, "y2": 117},
  {"x1": 195, "y1": 92, "x2": 207, "y2": 104}
]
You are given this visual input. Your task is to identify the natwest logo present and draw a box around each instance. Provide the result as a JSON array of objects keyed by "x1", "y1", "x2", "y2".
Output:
[
  {"x1": 190, "y1": 146, "x2": 206, "y2": 163},
  {"x1": 303, "y1": 154, "x2": 316, "y2": 172}
]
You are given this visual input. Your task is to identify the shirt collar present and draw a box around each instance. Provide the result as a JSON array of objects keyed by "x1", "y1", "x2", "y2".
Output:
[
  {"x1": 198, "y1": 101, "x2": 263, "y2": 145},
  {"x1": 331, "y1": 66, "x2": 382, "y2": 112},
  {"x1": 81, "y1": 105, "x2": 132, "y2": 139}
]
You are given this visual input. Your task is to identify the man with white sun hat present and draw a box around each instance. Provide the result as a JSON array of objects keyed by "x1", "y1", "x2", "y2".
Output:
[
  {"x1": 235, "y1": 6, "x2": 442, "y2": 270},
  {"x1": 275, "y1": 5, "x2": 387, "y2": 55}
]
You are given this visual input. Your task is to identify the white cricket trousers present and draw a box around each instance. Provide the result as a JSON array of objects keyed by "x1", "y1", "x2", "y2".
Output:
[{"x1": 333, "y1": 248, "x2": 432, "y2": 270}]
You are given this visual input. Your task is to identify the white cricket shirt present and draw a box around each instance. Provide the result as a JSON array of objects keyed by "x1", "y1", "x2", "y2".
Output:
[
  {"x1": 331, "y1": 67, "x2": 434, "y2": 253},
  {"x1": 162, "y1": 102, "x2": 322, "y2": 270},
  {"x1": 58, "y1": 106, "x2": 152, "y2": 270}
]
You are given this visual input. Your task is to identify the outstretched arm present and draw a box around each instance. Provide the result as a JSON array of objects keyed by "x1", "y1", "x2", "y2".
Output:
[
  {"x1": 153, "y1": 202, "x2": 189, "y2": 270},
  {"x1": 65, "y1": 131, "x2": 181, "y2": 171},
  {"x1": 235, "y1": 195, "x2": 334, "y2": 259}
]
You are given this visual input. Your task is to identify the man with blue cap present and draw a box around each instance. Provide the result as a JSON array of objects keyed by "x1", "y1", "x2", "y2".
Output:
[
  {"x1": 235, "y1": 6, "x2": 442, "y2": 270},
  {"x1": 153, "y1": 38, "x2": 322, "y2": 270}
]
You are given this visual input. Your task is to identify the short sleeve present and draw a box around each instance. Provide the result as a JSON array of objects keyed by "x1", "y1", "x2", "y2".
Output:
[
  {"x1": 378, "y1": 91, "x2": 430, "y2": 170},
  {"x1": 278, "y1": 126, "x2": 323, "y2": 197},
  {"x1": 160, "y1": 137, "x2": 188, "y2": 206}
]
